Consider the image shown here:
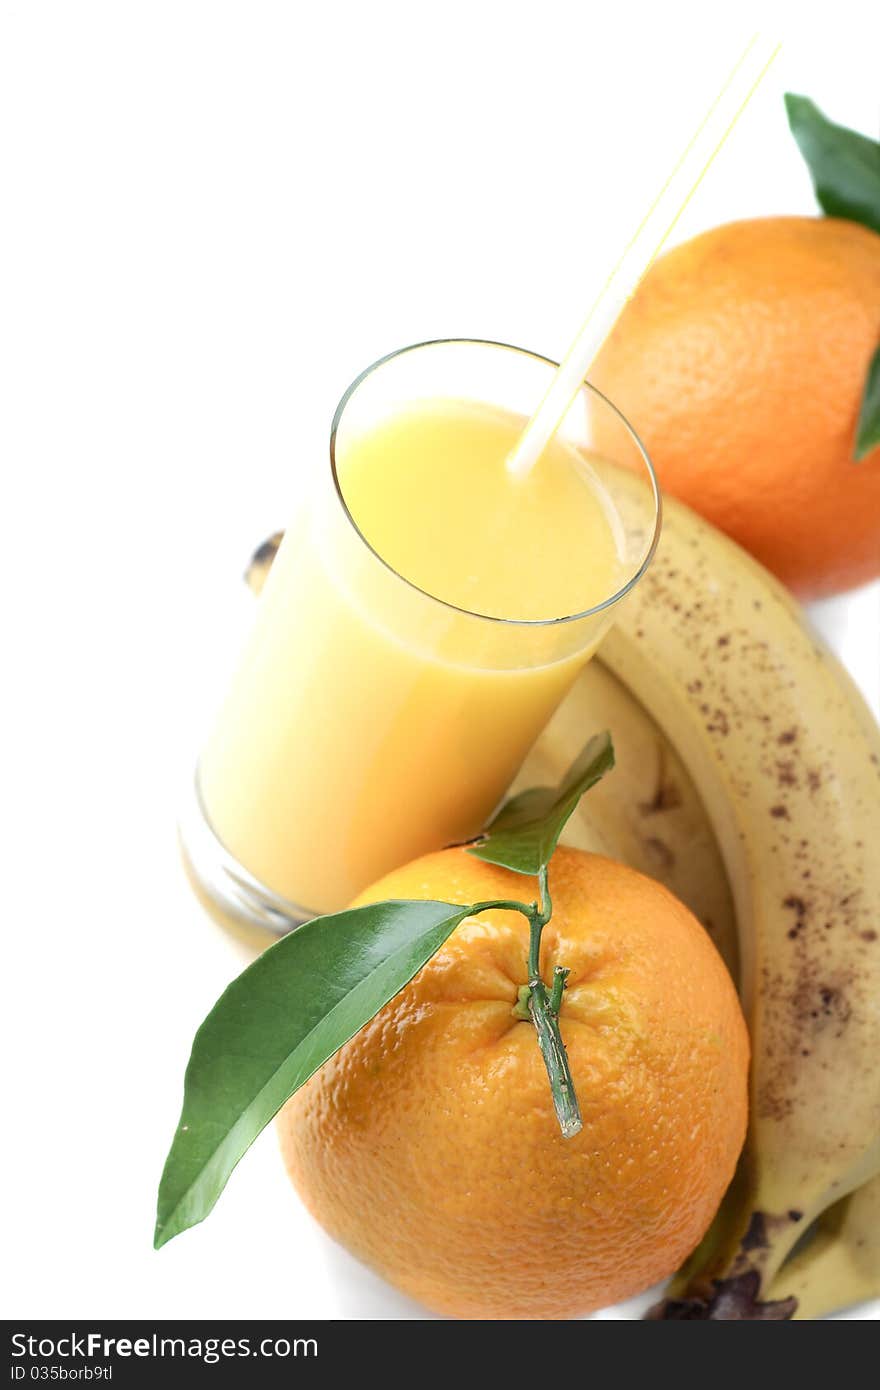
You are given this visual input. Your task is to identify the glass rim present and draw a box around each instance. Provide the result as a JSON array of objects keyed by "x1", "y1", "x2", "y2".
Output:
[{"x1": 328, "y1": 337, "x2": 662, "y2": 628}]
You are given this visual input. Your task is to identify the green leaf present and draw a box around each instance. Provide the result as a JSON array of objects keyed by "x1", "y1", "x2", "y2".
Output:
[
  {"x1": 855, "y1": 344, "x2": 880, "y2": 461},
  {"x1": 785, "y1": 93, "x2": 880, "y2": 235},
  {"x1": 468, "y1": 731, "x2": 614, "y2": 877},
  {"x1": 155, "y1": 898, "x2": 472, "y2": 1248}
]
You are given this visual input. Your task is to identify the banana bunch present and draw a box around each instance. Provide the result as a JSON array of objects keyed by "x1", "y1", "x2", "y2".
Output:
[
  {"x1": 599, "y1": 494, "x2": 880, "y2": 1320},
  {"x1": 245, "y1": 492, "x2": 880, "y2": 1319}
]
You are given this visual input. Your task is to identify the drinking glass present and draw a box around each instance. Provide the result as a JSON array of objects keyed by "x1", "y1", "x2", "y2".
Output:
[{"x1": 182, "y1": 340, "x2": 660, "y2": 932}]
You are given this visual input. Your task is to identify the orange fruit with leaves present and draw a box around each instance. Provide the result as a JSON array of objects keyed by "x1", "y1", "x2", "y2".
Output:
[
  {"x1": 277, "y1": 846, "x2": 748, "y2": 1319},
  {"x1": 591, "y1": 216, "x2": 880, "y2": 598}
]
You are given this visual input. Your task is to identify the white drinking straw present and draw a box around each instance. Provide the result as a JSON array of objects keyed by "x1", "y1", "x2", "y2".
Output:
[{"x1": 506, "y1": 34, "x2": 781, "y2": 479}]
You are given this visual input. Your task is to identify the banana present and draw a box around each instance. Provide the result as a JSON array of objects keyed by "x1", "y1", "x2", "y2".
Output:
[
  {"x1": 244, "y1": 495, "x2": 880, "y2": 1319},
  {"x1": 598, "y1": 492, "x2": 880, "y2": 1319},
  {"x1": 765, "y1": 1173, "x2": 880, "y2": 1319}
]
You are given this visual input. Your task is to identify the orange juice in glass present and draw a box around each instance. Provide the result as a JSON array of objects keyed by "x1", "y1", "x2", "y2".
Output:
[{"x1": 184, "y1": 340, "x2": 660, "y2": 928}]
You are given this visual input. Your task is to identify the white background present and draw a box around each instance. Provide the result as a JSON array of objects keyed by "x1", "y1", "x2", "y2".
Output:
[{"x1": 2, "y1": 1, "x2": 878, "y2": 1321}]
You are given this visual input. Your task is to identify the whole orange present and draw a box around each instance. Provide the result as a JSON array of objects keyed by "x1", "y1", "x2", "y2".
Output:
[
  {"x1": 277, "y1": 847, "x2": 748, "y2": 1319},
  {"x1": 590, "y1": 217, "x2": 880, "y2": 598}
]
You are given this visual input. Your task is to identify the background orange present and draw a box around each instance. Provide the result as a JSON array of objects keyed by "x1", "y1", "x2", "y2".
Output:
[{"x1": 592, "y1": 217, "x2": 880, "y2": 598}]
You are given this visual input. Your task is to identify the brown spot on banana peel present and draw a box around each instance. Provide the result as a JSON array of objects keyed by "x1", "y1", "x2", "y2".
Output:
[
  {"x1": 642, "y1": 835, "x2": 675, "y2": 870},
  {"x1": 728, "y1": 1209, "x2": 802, "y2": 1278},
  {"x1": 740, "y1": 1210, "x2": 770, "y2": 1252},
  {"x1": 647, "y1": 1271, "x2": 797, "y2": 1320},
  {"x1": 776, "y1": 759, "x2": 798, "y2": 787},
  {"x1": 638, "y1": 744, "x2": 683, "y2": 816}
]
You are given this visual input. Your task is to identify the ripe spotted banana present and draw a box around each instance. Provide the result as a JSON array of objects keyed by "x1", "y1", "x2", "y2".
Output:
[
  {"x1": 598, "y1": 491, "x2": 880, "y2": 1319},
  {"x1": 246, "y1": 489, "x2": 880, "y2": 1319}
]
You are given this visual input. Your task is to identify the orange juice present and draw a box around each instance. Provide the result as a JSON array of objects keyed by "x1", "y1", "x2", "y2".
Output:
[
  {"x1": 199, "y1": 393, "x2": 626, "y2": 915},
  {"x1": 341, "y1": 400, "x2": 622, "y2": 620}
]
